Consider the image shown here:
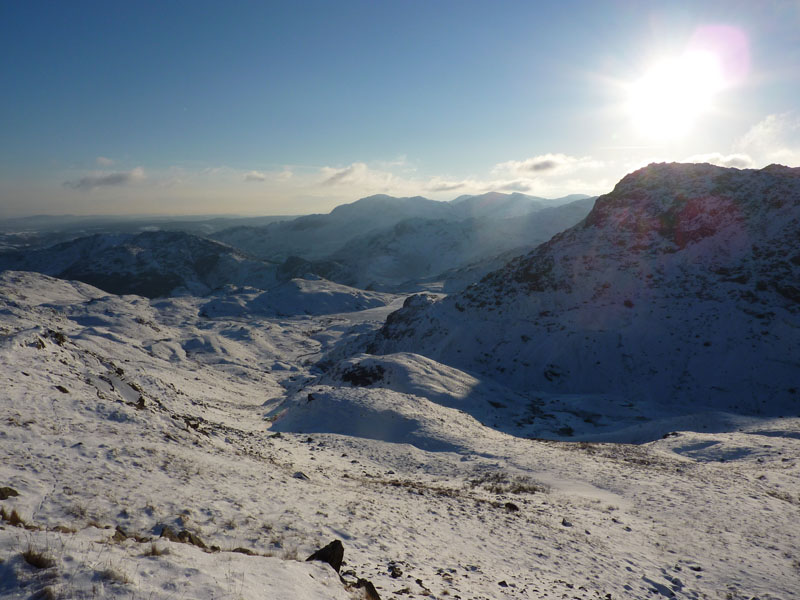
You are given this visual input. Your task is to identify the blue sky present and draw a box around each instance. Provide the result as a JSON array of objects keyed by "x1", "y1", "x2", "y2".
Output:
[{"x1": 1, "y1": 0, "x2": 798, "y2": 216}]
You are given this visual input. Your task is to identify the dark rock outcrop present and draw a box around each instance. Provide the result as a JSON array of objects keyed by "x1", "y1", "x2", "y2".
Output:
[{"x1": 306, "y1": 539, "x2": 344, "y2": 573}]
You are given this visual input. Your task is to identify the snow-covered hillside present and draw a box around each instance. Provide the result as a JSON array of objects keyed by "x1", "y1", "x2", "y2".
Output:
[
  {"x1": 199, "y1": 277, "x2": 397, "y2": 318},
  {"x1": 369, "y1": 163, "x2": 800, "y2": 417},
  {"x1": 450, "y1": 191, "x2": 590, "y2": 219},
  {"x1": 0, "y1": 231, "x2": 282, "y2": 297},
  {"x1": 211, "y1": 193, "x2": 594, "y2": 292},
  {"x1": 1, "y1": 270, "x2": 799, "y2": 599},
  {"x1": 211, "y1": 195, "x2": 456, "y2": 262},
  {"x1": 328, "y1": 198, "x2": 596, "y2": 291}
]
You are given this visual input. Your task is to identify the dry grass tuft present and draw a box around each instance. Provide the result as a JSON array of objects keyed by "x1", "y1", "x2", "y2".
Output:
[
  {"x1": 95, "y1": 566, "x2": 132, "y2": 584},
  {"x1": 6, "y1": 509, "x2": 27, "y2": 527},
  {"x1": 28, "y1": 586, "x2": 56, "y2": 600},
  {"x1": 22, "y1": 548, "x2": 56, "y2": 569},
  {"x1": 143, "y1": 542, "x2": 169, "y2": 557},
  {"x1": 469, "y1": 472, "x2": 550, "y2": 495}
]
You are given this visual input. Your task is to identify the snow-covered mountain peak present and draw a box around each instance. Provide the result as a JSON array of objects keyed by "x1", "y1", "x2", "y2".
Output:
[
  {"x1": 328, "y1": 193, "x2": 452, "y2": 220},
  {"x1": 370, "y1": 162, "x2": 800, "y2": 416}
]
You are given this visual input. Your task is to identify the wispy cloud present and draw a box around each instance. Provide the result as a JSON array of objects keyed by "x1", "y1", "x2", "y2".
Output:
[
  {"x1": 684, "y1": 152, "x2": 753, "y2": 169},
  {"x1": 497, "y1": 180, "x2": 534, "y2": 192},
  {"x1": 96, "y1": 156, "x2": 114, "y2": 166},
  {"x1": 492, "y1": 153, "x2": 603, "y2": 178},
  {"x1": 425, "y1": 178, "x2": 470, "y2": 192},
  {"x1": 320, "y1": 162, "x2": 396, "y2": 188},
  {"x1": 321, "y1": 162, "x2": 367, "y2": 185},
  {"x1": 735, "y1": 112, "x2": 800, "y2": 166},
  {"x1": 64, "y1": 167, "x2": 145, "y2": 190},
  {"x1": 244, "y1": 170, "x2": 267, "y2": 182}
]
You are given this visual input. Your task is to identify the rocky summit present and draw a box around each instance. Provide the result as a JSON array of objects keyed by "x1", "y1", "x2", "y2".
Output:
[{"x1": 370, "y1": 163, "x2": 800, "y2": 415}]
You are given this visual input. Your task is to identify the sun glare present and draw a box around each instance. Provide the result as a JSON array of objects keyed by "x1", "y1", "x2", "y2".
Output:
[{"x1": 627, "y1": 50, "x2": 725, "y2": 141}]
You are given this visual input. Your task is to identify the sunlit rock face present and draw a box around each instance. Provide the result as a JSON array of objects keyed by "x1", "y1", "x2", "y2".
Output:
[{"x1": 370, "y1": 163, "x2": 800, "y2": 413}]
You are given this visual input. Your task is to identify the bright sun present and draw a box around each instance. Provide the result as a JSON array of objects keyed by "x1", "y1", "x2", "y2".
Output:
[{"x1": 627, "y1": 50, "x2": 725, "y2": 141}]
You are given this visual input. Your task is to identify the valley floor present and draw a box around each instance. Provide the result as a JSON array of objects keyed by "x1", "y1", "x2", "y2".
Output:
[{"x1": 0, "y1": 272, "x2": 798, "y2": 600}]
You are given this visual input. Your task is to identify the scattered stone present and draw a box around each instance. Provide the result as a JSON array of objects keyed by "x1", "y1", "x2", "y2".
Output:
[
  {"x1": 135, "y1": 396, "x2": 146, "y2": 410},
  {"x1": 177, "y1": 529, "x2": 206, "y2": 548},
  {"x1": 504, "y1": 502, "x2": 519, "y2": 512},
  {"x1": 55, "y1": 385, "x2": 69, "y2": 394},
  {"x1": 499, "y1": 580, "x2": 509, "y2": 587},
  {"x1": 561, "y1": 517, "x2": 573, "y2": 527},
  {"x1": 159, "y1": 525, "x2": 180, "y2": 542},
  {"x1": 389, "y1": 563, "x2": 403, "y2": 578},
  {"x1": 232, "y1": 547, "x2": 256, "y2": 555},
  {"x1": 0, "y1": 486, "x2": 20, "y2": 500},
  {"x1": 47, "y1": 330, "x2": 67, "y2": 346},
  {"x1": 355, "y1": 578, "x2": 381, "y2": 600},
  {"x1": 306, "y1": 539, "x2": 344, "y2": 573},
  {"x1": 415, "y1": 578, "x2": 432, "y2": 595},
  {"x1": 112, "y1": 526, "x2": 128, "y2": 542},
  {"x1": 293, "y1": 471, "x2": 310, "y2": 480}
]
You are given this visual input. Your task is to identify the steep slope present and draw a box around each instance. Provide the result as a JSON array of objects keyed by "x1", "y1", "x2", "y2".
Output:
[
  {"x1": 3, "y1": 270, "x2": 799, "y2": 600},
  {"x1": 450, "y1": 191, "x2": 591, "y2": 219},
  {"x1": 449, "y1": 191, "x2": 547, "y2": 218},
  {"x1": 0, "y1": 230, "x2": 279, "y2": 297},
  {"x1": 369, "y1": 163, "x2": 800, "y2": 415},
  {"x1": 211, "y1": 194, "x2": 456, "y2": 261},
  {"x1": 323, "y1": 197, "x2": 596, "y2": 291},
  {"x1": 210, "y1": 193, "x2": 593, "y2": 292}
]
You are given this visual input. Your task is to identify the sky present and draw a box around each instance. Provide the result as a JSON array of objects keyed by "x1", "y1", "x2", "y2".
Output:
[{"x1": 1, "y1": 0, "x2": 799, "y2": 217}]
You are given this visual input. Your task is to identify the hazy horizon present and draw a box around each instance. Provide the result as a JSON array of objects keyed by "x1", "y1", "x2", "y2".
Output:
[{"x1": 2, "y1": 1, "x2": 798, "y2": 218}]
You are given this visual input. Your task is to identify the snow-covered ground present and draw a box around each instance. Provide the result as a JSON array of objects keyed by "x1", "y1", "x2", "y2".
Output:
[{"x1": 1, "y1": 271, "x2": 798, "y2": 599}]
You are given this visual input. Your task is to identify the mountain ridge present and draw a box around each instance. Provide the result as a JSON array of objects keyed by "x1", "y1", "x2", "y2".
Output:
[{"x1": 367, "y1": 162, "x2": 800, "y2": 417}]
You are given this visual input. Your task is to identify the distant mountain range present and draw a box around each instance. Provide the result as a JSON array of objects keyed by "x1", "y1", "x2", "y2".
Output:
[
  {"x1": 367, "y1": 163, "x2": 800, "y2": 416},
  {"x1": 0, "y1": 231, "x2": 279, "y2": 297},
  {"x1": 0, "y1": 213, "x2": 295, "y2": 253},
  {"x1": 0, "y1": 191, "x2": 594, "y2": 296},
  {"x1": 210, "y1": 191, "x2": 594, "y2": 291}
]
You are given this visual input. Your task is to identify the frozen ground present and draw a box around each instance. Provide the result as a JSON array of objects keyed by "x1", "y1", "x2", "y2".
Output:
[{"x1": 1, "y1": 271, "x2": 798, "y2": 599}]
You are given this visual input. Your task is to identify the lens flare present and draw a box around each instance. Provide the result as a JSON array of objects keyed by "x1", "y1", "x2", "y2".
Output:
[{"x1": 627, "y1": 50, "x2": 725, "y2": 141}]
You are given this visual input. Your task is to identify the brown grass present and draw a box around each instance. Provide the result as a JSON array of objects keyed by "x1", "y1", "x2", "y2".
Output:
[
  {"x1": 22, "y1": 548, "x2": 55, "y2": 569},
  {"x1": 143, "y1": 543, "x2": 169, "y2": 557}
]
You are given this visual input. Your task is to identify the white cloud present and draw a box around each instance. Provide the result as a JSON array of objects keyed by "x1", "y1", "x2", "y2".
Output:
[
  {"x1": 65, "y1": 167, "x2": 145, "y2": 190},
  {"x1": 96, "y1": 156, "x2": 114, "y2": 166},
  {"x1": 425, "y1": 179, "x2": 467, "y2": 192},
  {"x1": 320, "y1": 162, "x2": 396, "y2": 188},
  {"x1": 496, "y1": 180, "x2": 535, "y2": 192},
  {"x1": 735, "y1": 112, "x2": 800, "y2": 167},
  {"x1": 492, "y1": 153, "x2": 603, "y2": 178},
  {"x1": 244, "y1": 170, "x2": 267, "y2": 182},
  {"x1": 423, "y1": 177, "x2": 486, "y2": 193},
  {"x1": 684, "y1": 152, "x2": 753, "y2": 169}
]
